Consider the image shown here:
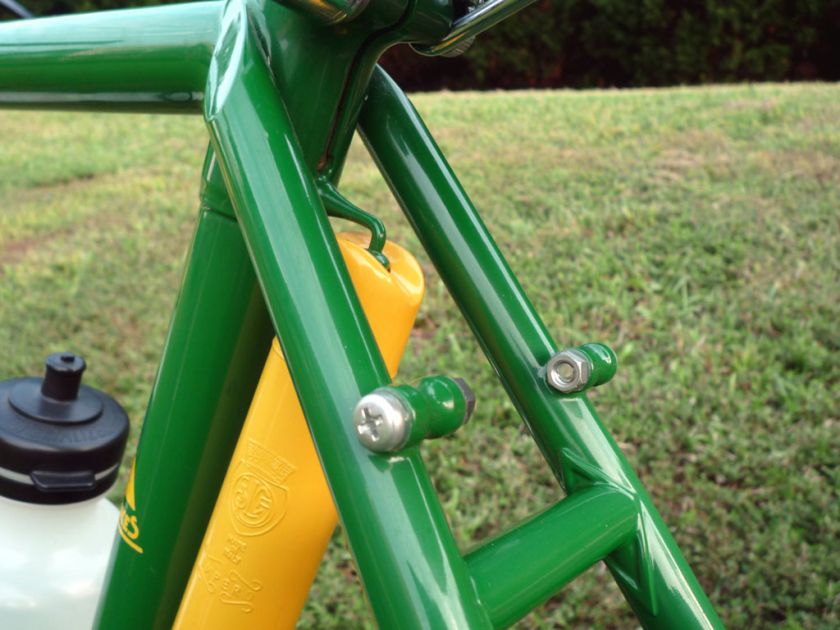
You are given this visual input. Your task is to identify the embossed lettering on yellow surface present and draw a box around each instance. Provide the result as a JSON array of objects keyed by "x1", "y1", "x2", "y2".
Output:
[{"x1": 173, "y1": 234, "x2": 424, "y2": 629}]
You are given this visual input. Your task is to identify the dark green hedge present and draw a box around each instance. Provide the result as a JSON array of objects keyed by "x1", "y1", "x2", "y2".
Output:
[
  {"x1": 8, "y1": 1, "x2": 840, "y2": 88},
  {"x1": 383, "y1": 0, "x2": 840, "y2": 89}
]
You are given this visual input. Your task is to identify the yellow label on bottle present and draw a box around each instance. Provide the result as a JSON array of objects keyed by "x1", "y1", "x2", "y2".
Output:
[{"x1": 118, "y1": 460, "x2": 143, "y2": 554}]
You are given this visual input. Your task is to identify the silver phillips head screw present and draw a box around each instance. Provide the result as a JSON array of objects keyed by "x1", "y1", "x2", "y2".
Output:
[{"x1": 353, "y1": 391, "x2": 412, "y2": 453}]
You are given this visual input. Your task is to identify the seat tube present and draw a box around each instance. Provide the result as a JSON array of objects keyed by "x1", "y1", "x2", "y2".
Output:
[{"x1": 94, "y1": 148, "x2": 274, "y2": 630}]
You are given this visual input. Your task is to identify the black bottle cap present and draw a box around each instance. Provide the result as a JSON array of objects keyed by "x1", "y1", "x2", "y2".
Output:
[{"x1": 0, "y1": 353, "x2": 129, "y2": 504}]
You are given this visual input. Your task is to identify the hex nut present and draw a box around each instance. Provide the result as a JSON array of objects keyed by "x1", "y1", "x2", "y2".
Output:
[
  {"x1": 546, "y1": 349, "x2": 592, "y2": 393},
  {"x1": 353, "y1": 391, "x2": 412, "y2": 453}
]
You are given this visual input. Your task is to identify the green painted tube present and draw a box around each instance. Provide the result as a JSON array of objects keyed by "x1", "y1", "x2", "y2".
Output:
[
  {"x1": 254, "y1": 0, "x2": 450, "y2": 174},
  {"x1": 93, "y1": 154, "x2": 274, "y2": 629},
  {"x1": 203, "y1": 5, "x2": 492, "y2": 628},
  {"x1": 280, "y1": 0, "x2": 370, "y2": 24},
  {"x1": 467, "y1": 486, "x2": 637, "y2": 628},
  {"x1": 0, "y1": 2, "x2": 221, "y2": 113},
  {"x1": 359, "y1": 66, "x2": 724, "y2": 630}
]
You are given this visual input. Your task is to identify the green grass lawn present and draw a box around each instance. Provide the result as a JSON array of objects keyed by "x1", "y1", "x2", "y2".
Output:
[{"x1": 1, "y1": 83, "x2": 837, "y2": 628}]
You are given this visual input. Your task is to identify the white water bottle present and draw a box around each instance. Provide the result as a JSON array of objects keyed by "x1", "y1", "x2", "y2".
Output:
[{"x1": 0, "y1": 353, "x2": 129, "y2": 629}]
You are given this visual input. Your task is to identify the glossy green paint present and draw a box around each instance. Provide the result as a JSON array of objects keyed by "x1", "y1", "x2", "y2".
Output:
[
  {"x1": 202, "y1": 5, "x2": 492, "y2": 627},
  {"x1": 0, "y1": 0, "x2": 726, "y2": 626},
  {"x1": 377, "y1": 376, "x2": 471, "y2": 449},
  {"x1": 0, "y1": 0, "x2": 450, "y2": 136},
  {"x1": 577, "y1": 342, "x2": 619, "y2": 389},
  {"x1": 0, "y1": 2, "x2": 221, "y2": 113},
  {"x1": 253, "y1": 0, "x2": 451, "y2": 175},
  {"x1": 359, "y1": 66, "x2": 724, "y2": 629},
  {"x1": 94, "y1": 154, "x2": 274, "y2": 629},
  {"x1": 318, "y1": 180, "x2": 391, "y2": 268},
  {"x1": 467, "y1": 486, "x2": 637, "y2": 629}
]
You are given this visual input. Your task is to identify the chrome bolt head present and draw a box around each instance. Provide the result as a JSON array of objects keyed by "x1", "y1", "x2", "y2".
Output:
[
  {"x1": 546, "y1": 349, "x2": 592, "y2": 393},
  {"x1": 354, "y1": 391, "x2": 412, "y2": 453}
]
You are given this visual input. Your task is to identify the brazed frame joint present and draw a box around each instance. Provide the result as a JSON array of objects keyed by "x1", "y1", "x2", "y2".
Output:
[{"x1": 354, "y1": 376, "x2": 476, "y2": 453}]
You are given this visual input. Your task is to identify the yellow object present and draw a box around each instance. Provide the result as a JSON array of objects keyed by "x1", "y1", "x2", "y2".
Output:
[
  {"x1": 117, "y1": 461, "x2": 143, "y2": 553},
  {"x1": 173, "y1": 233, "x2": 424, "y2": 629}
]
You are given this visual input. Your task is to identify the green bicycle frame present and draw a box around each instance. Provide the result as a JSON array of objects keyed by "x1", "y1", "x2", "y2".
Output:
[{"x1": 0, "y1": 0, "x2": 724, "y2": 628}]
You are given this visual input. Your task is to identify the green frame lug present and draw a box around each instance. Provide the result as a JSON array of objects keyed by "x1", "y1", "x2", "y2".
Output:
[
  {"x1": 578, "y1": 342, "x2": 618, "y2": 388},
  {"x1": 408, "y1": 375, "x2": 475, "y2": 439},
  {"x1": 317, "y1": 179, "x2": 390, "y2": 269},
  {"x1": 354, "y1": 376, "x2": 474, "y2": 453}
]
